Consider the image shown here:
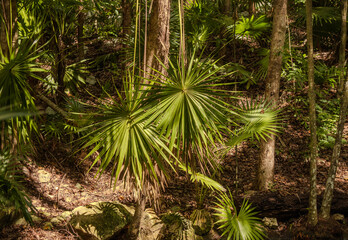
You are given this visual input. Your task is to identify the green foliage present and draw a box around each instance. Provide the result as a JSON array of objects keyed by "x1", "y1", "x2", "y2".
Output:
[
  {"x1": 144, "y1": 52, "x2": 233, "y2": 172},
  {"x1": 80, "y1": 74, "x2": 174, "y2": 195},
  {"x1": 159, "y1": 212, "x2": 192, "y2": 240},
  {"x1": 316, "y1": 100, "x2": 346, "y2": 149},
  {"x1": 227, "y1": 99, "x2": 281, "y2": 147},
  {"x1": 234, "y1": 15, "x2": 271, "y2": 40},
  {"x1": 0, "y1": 151, "x2": 35, "y2": 226},
  {"x1": 184, "y1": 0, "x2": 223, "y2": 51},
  {"x1": 213, "y1": 190, "x2": 265, "y2": 240}
]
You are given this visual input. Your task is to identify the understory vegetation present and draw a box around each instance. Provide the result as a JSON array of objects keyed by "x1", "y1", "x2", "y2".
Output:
[{"x1": 0, "y1": 0, "x2": 347, "y2": 239}]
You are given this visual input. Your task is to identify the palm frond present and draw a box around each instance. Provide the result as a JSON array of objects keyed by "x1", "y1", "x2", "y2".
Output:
[
  {"x1": 79, "y1": 73, "x2": 175, "y2": 198},
  {"x1": 0, "y1": 151, "x2": 36, "y2": 225},
  {"x1": 213, "y1": 190, "x2": 265, "y2": 240},
  {"x1": 227, "y1": 99, "x2": 282, "y2": 147},
  {"x1": 144, "y1": 52, "x2": 233, "y2": 174}
]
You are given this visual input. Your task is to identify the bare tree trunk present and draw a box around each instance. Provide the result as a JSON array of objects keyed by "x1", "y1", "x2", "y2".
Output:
[
  {"x1": 0, "y1": 0, "x2": 17, "y2": 57},
  {"x1": 320, "y1": 72, "x2": 348, "y2": 219},
  {"x1": 338, "y1": 0, "x2": 347, "y2": 95},
  {"x1": 257, "y1": 0, "x2": 287, "y2": 191},
  {"x1": 54, "y1": 34, "x2": 66, "y2": 103},
  {"x1": 306, "y1": 0, "x2": 318, "y2": 226},
  {"x1": 77, "y1": 0, "x2": 84, "y2": 61},
  {"x1": 249, "y1": 0, "x2": 255, "y2": 16},
  {"x1": 144, "y1": 0, "x2": 171, "y2": 79}
]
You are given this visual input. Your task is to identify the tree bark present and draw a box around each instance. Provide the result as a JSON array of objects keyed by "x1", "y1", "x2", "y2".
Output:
[
  {"x1": 306, "y1": 0, "x2": 318, "y2": 226},
  {"x1": 320, "y1": 71, "x2": 348, "y2": 219},
  {"x1": 0, "y1": 0, "x2": 17, "y2": 57},
  {"x1": 144, "y1": 0, "x2": 171, "y2": 79},
  {"x1": 77, "y1": 0, "x2": 85, "y2": 61},
  {"x1": 257, "y1": 0, "x2": 287, "y2": 191},
  {"x1": 338, "y1": 0, "x2": 347, "y2": 95}
]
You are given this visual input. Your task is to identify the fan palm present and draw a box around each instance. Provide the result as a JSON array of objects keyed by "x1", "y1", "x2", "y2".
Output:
[
  {"x1": 214, "y1": 190, "x2": 265, "y2": 240},
  {"x1": 80, "y1": 74, "x2": 175, "y2": 198},
  {"x1": 144, "y1": 52, "x2": 233, "y2": 174}
]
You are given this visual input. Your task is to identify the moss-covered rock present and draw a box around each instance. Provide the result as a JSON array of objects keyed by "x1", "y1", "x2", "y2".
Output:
[{"x1": 69, "y1": 201, "x2": 132, "y2": 240}]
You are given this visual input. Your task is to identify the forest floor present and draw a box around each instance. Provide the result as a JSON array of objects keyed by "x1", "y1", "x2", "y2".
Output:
[{"x1": 0, "y1": 41, "x2": 347, "y2": 240}]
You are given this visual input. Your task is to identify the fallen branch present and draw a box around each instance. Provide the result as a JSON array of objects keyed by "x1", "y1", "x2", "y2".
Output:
[{"x1": 36, "y1": 92, "x2": 70, "y2": 119}]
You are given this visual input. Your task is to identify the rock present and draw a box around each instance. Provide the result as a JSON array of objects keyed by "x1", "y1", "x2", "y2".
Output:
[
  {"x1": 69, "y1": 202, "x2": 132, "y2": 240},
  {"x1": 36, "y1": 207, "x2": 50, "y2": 217},
  {"x1": 262, "y1": 217, "x2": 278, "y2": 229},
  {"x1": 139, "y1": 208, "x2": 163, "y2": 240},
  {"x1": 157, "y1": 212, "x2": 196, "y2": 240},
  {"x1": 61, "y1": 211, "x2": 72, "y2": 220},
  {"x1": 86, "y1": 76, "x2": 96, "y2": 85},
  {"x1": 37, "y1": 169, "x2": 51, "y2": 183},
  {"x1": 51, "y1": 216, "x2": 65, "y2": 225},
  {"x1": 43, "y1": 221, "x2": 54, "y2": 230},
  {"x1": 14, "y1": 215, "x2": 42, "y2": 226},
  {"x1": 190, "y1": 209, "x2": 213, "y2": 236},
  {"x1": 45, "y1": 107, "x2": 56, "y2": 115},
  {"x1": 332, "y1": 213, "x2": 345, "y2": 223}
]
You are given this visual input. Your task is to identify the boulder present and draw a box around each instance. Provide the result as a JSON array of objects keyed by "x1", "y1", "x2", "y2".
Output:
[
  {"x1": 262, "y1": 217, "x2": 278, "y2": 229},
  {"x1": 332, "y1": 213, "x2": 345, "y2": 224},
  {"x1": 69, "y1": 202, "x2": 132, "y2": 240},
  {"x1": 37, "y1": 169, "x2": 51, "y2": 183}
]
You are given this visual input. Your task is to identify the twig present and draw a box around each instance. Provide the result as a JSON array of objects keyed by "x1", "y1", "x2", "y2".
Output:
[{"x1": 56, "y1": 173, "x2": 67, "y2": 207}]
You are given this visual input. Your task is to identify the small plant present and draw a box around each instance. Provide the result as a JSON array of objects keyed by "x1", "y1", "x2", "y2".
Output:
[{"x1": 213, "y1": 190, "x2": 265, "y2": 240}]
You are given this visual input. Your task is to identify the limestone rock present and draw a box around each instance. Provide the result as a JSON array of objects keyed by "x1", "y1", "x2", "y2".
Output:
[
  {"x1": 190, "y1": 209, "x2": 213, "y2": 236},
  {"x1": 332, "y1": 213, "x2": 345, "y2": 224},
  {"x1": 86, "y1": 76, "x2": 96, "y2": 85},
  {"x1": 61, "y1": 211, "x2": 72, "y2": 221},
  {"x1": 69, "y1": 202, "x2": 132, "y2": 240},
  {"x1": 51, "y1": 216, "x2": 65, "y2": 225},
  {"x1": 262, "y1": 217, "x2": 278, "y2": 229},
  {"x1": 14, "y1": 215, "x2": 42, "y2": 226},
  {"x1": 139, "y1": 208, "x2": 163, "y2": 240},
  {"x1": 37, "y1": 169, "x2": 51, "y2": 183}
]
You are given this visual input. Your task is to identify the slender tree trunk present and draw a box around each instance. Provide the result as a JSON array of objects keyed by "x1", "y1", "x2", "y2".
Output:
[
  {"x1": 54, "y1": 35, "x2": 66, "y2": 103},
  {"x1": 338, "y1": 0, "x2": 347, "y2": 95},
  {"x1": 77, "y1": 0, "x2": 84, "y2": 61},
  {"x1": 144, "y1": 0, "x2": 171, "y2": 79},
  {"x1": 121, "y1": 194, "x2": 146, "y2": 240},
  {"x1": 249, "y1": 0, "x2": 255, "y2": 16},
  {"x1": 306, "y1": 0, "x2": 318, "y2": 226},
  {"x1": 121, "y1": 0, "x2": 132, "y2": 44},
  {"x1": 257, "y1": 0, "x2": 287, "y2": 191},
  {"x1": 320, "y1": 72, "x2": 348, "y2": 219},
  {"x1": 0, "y1": 0, "x2": 17, "y2": 57}
]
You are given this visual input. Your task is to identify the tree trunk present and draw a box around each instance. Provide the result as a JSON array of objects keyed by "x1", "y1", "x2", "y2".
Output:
[
  {"x1": 54, "y1": 34, "x2": 66, "y2": 103},
  {"x1": 257, "y1": 0, "x2": 287, "y2": 191},
  {"x1": 249, "y1": 0, "x2": 255, "y2": 16},
  {"x1": 77, "y1": 0, "x2": 84, "y2": 61},
  {"x1": 338, "y1": 0, "x2": 347, "y2": 95},
  {"x1": 320, "y1": 72, "x2": 348, "y2": 219},
  {"x1": 306, "y1": 0, "x2": 318, "y2": 226},
  {"x1": 0, "y1": 0, "x2": 17, "y2": 57},
  {"x1": 144, "y1": 0, "x2": 171, "y2": 79}
]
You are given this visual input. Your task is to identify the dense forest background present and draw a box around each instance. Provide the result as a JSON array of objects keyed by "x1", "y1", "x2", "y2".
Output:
[{"x1": 0, "y1": 0, "x2": 347, "y2": 239}]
